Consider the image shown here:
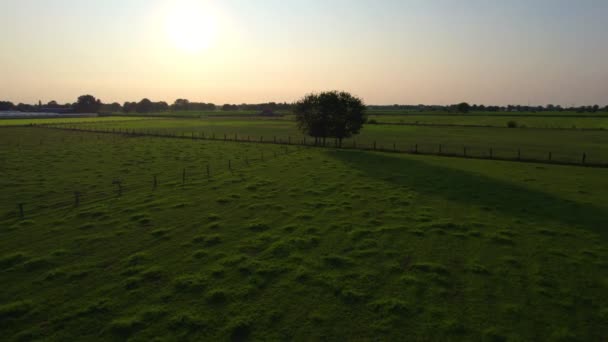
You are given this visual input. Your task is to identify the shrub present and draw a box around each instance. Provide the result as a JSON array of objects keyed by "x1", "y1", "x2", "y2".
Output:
[
  {"x1": 368, "y1": 119, "x2": 378, "y2": 124},
  {"x1": 507, "y1": 120, "x2": 518, "y2": 128}
]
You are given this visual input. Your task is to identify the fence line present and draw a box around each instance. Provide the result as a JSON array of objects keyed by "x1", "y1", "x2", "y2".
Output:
[
  {"x1": 4, "y1": 137, "x2": 301, "y2": 221},
  {"x1": 37, "y1": 124, "x2": 608, "y2": 169}
]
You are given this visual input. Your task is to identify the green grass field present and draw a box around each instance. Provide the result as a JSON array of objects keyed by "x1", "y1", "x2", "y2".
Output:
[
  {"x1": 366, "y1": 110, "x2": 608, "y2": 117},
  {"x1": 106, "y1": 110, "x2": 292, "y2": 118},
  {"x1": 62, "y1": 117, "x2": 608, "y2": 164},
  {"x1": 0, "y1": 116, "x2": 157, "y2": 127},
  {"x1": 369, "y1": 114, "x2": 608, "y2": 129},
  {"x1": 1, "y1": 125, "x2": 607, "y2": 340}
]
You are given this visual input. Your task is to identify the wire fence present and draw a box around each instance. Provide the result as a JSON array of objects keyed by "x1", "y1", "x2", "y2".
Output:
[
  {"x1": 4, "y1": 123, "x2": 607, "y2": 221},
  {"x1": 3, "y1": 135, "x2": 301, "y2": 221},
  {"x1": 38, "y1": 123, "x2": 608, "y2": 168}
]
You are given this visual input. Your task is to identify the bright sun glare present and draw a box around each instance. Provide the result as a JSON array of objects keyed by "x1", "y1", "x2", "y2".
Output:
[{"x1": 165, "y1": 3, "x2": 217, "y2": 53}]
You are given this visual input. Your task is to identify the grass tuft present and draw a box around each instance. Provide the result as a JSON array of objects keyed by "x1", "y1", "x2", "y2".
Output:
[{"x1": 0, "y1": 301, "x2": 32, "y2": 319}]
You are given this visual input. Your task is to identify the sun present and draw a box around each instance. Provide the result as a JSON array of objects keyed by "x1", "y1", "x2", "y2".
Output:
[{"x1": 165, "y1": 3, "x2": 217, "y2": 53}]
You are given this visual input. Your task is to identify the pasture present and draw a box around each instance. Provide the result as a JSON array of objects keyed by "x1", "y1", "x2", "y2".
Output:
[
  {"x1": 0, "y1": 116, "x2": 156, "y2": 127},
  {"x1": 1, "y1": 124, "x2": 607, "y2": 340},
  {"x1": 59, "y1": 116, "x2": 608, "y2": 165},
  {"x1": 369, "y1": 114, "x2": 608, "y2": 129}
]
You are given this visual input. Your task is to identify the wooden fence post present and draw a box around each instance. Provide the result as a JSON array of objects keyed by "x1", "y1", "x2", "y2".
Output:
[
  {"x1": 373, "y1": 141, "x2": 377, "y2": 150},
  {"x1": 518, "y1": 149, "x2": 521, "y2": 160},
  {"x1": 582, "y1": 152, "x2": 586, "y2": 164},
  {"x1": 464, "y1": 147, "x2": 467, "y2": 157},
  {"x1": 548, "y1": 152, "x2": 552, "y2": 161},
  {"x1": 415, "y1": 144, "x2": 418, "y2": 154},
  {"x1": 489, "y1": 148, "x2": 493, "y2": 159},
  {"x1": 439, "y1": 144, "x2": 442, "y2": 154},
  {"x1": 228, "y1": 160, "x2": 232, "y2": 170}
]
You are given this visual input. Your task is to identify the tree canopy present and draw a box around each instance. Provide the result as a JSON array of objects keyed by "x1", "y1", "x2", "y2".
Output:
[
  {"x1": 456, "y1": 102, "x2": 471, "y2": 113},
  {"x1": 73, "y1": 95, "x2": 102, "y2": 113},
  {"x1": 294, "y1": 91, "x2": 366, "y2": 146},
  {"x1": 0, "y1": 101, "x2": 14, "y2": 111}
]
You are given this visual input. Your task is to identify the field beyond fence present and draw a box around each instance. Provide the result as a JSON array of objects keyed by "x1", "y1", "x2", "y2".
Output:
[{"x1": 41, "y1": 123, "x2": 608, "y2": 168}]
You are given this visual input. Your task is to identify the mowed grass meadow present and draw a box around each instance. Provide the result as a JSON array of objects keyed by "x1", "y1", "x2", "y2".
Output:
[
  {"x1": 369, "y1": 114, "x2": 608, "y2": 129},
  {"x1": 1, "y1": 119, "x2": 607, "y2": 340},
  {"x1": 53, "y1": 115, "x2": 608, "y2": 165}
]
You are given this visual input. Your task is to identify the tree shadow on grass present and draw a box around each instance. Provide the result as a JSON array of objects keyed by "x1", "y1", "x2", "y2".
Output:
[{"x1": 328, "y1": 150, "x2": 608, "y2": 239}]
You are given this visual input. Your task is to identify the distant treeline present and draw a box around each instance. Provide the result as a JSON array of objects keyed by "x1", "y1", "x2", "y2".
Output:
[
  {"x1": 0, "y1": 96, "x2": 292, "y2": 114},
  {"x1": 1, "y1": 96, "x2": 607, "y2": 114},
  {"x1": 369, "y1": 103, "x2": 608, "y2": 113},
  {"x1": 120, "y1": 98, "x2": 294, "y2": 113}
]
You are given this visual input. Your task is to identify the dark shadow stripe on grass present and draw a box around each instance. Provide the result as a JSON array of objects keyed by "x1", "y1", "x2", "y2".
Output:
[{"x1": 328, "y1": 149, "x2": 608, "y2": 238}]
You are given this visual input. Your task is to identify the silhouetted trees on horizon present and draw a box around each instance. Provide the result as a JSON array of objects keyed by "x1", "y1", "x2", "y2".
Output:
[
  {"x1": 1, "y1": 95, "x2": 607, "y2": 114},
  {"x1": 122, "y1": 99, "x2": 169, "y2": 113},
  {"x1": 73, "y1": 95, "x2": 102, "y2": 113},
  {"x1": 368, "y1": 103, "x2": 608, "y2": 113}
]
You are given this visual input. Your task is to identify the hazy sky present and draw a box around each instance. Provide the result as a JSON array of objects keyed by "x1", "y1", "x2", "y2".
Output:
[{"x1": 1, "y1": 0, "x2": 607, "y2": 105}]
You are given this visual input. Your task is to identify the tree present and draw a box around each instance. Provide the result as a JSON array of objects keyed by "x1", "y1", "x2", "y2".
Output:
[
  {"x1": 456, "y1": 102, "x2": 471, "y2": 113},
  {"x1": 101, "y1": 102, "x2": 122, "y2": 112},
  {"x1": 109, "y1": 102, "x2": 122, "y2": 112},
  {"x1": 123, "y1": 102, "x2": 137, "y2": 113},
  {"x1": 222, "y1": 104, "x2": 239, "y2": 111},
  {"x1": 73, "y1": 95, "x2": 101, "y2": 113},
  {"x1": 16, "y1": 103, "x2": 35, "y2": 112},
  {"x1": 47, "y1": 100, "x2": 59, "y2": 107},
  {"x1": 0, "y1": 101, "x2": 14, "y2": 111},
  {"x1": 154, "y1": 101, "x2": 169, "y2": 112},
  {"x1": 136, "y1": 98, "x2": 153, "y2": 113},
  {"x1": 294, "y1": 91, "x2": 366, "y2": 147},
  {"x1": 172, "y1": 99, "x2": 190, "y2": 111}
]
